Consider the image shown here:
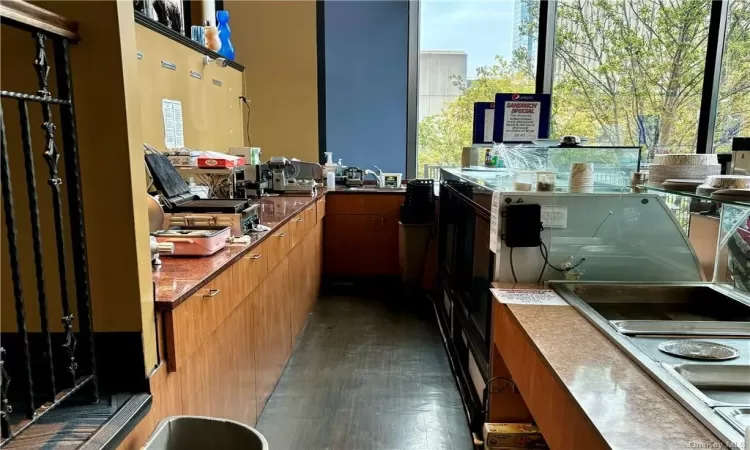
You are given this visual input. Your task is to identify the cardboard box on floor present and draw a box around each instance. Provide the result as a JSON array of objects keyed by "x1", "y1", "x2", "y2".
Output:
[{"x1": 483, "y1": 423, "x2": 548, "y2": 449}]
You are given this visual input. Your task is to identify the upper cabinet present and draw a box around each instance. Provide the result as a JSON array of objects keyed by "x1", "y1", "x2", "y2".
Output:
[{"x1": 134, "y1": 22, "x2": 245, "y2": 152}]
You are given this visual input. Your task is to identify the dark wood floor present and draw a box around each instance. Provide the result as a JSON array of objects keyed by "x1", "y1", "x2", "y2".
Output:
[{"x1": 256, "y1": 294, "x2": 473, "y2": 450}]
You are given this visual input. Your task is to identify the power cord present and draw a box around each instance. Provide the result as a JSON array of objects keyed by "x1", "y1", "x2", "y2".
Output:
[
  {"x1": 509, "y1": 247, "x2": 517, "y2": 283},
  {"x1": 538, "y1": 240, "x2": 586, "y2": 283},
  {"x1": 482, "y1": 376, "x2": 516, "y2": 419},
  {"x1": 486, "y1": 376, "x2": 515, "y2": 394},
  {"x1": 240, "y1": 96, "x2": 252, "y2": 146}
]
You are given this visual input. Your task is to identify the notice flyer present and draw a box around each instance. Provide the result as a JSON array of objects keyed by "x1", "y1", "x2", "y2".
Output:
[
  {"x1": 492, "y1": 93, "x2": 551, "y2": 143},
  {"x1": 502, "y1": 101, "x2": 541, "y2": 142}
]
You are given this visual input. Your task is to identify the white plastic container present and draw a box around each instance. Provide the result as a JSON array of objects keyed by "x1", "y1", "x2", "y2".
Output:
[
  {"x1": 536, "y1": 171, "x2": 556, "y2": 191},
  {"x1": 326, "y1": 171, "x2": 336, "y2": 190},
  {"x1": 569, "y1": 162, "x2": 594, "y2": 193},
  {"x1": 382, "y1": 173, "x2": 403, "y2": 188},
  {"x1": 512, "y1": 171, "x2": 535, "y2": 191}
]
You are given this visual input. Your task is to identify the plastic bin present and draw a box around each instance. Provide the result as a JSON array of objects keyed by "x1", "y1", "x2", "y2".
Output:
[
  {"x1": 399, "y1": 222, "x2": 433, "y2": 290},
  {"x1": 142, "y1": 416, "x2": 268, "y2": 450}
]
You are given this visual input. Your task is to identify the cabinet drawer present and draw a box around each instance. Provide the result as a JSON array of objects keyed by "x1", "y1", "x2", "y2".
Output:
[
  {"x1": 316, "y1": 197, "x2": 326, "y2": 220},
  {"x1": 264, "y1": 223, "x2": 290, "y2": 271},
  {"x1": 165, "y1": 265, "x2": 238, "y2": 372},
  {"x1": 237, "y1": 247, "x2": 268, "y2": 300}
]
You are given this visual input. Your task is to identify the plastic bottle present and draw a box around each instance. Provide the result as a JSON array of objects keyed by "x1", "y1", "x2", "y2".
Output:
[
  {"x1": 323, "y1": 151, "x2": 336, "y2": 177},
  {"x1": 216, "y1": 10, "x2": 235, "y2": 60},
  {"x1": 326, "y1": 171, "x2": 336, "y2": 190},
  {"x1": 336, "y1": 159, "x2": 344, "y2": 176}
]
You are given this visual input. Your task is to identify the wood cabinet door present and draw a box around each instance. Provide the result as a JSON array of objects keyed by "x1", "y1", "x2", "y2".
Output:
[
  {"x1": 377, "y1": 215, "x2": 401, "y2": 276},
  {"x1": 287, "y1": 236, "x2": 307, "y2": 342},
  {"x1": 323, "y1": 214, "x2": 379, "y2": 276},
  {"x1": 166, "y1": 264, "x2": 237, "y2": 372},
  {"x1": 253, "y1": 259, "x2": 291, "y2": 417},
  {"x1": 316, "y1": 197, "x2": 326, "y2": 220},
  {"x1": 180, "y1": 295, "x2": 256, "y2": 425}
]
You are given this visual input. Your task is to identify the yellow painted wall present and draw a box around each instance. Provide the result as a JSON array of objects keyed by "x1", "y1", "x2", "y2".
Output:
[
  {"x1": 226, "y1": 0, "x2": 320, "y2": 163},
  {"x1": 134, "y1": 24, "x2": 245, "y2": 152}
]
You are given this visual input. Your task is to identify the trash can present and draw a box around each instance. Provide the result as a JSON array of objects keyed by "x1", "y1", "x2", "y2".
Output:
[
  {"x1": 398, "y1": 222, "x2": 433, "y2": 290},
  {"x1": 142, "y1": 416, "x2": 268, "y2": 450}
]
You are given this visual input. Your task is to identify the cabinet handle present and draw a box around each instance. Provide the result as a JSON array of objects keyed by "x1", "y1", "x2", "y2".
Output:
[
  {"x1": 244, "y1": 254, "x2": 262, "y2": 260},
  {"x1": 274, "y1": 232, "x2": 287, "y2": 237},
  {"x1": 380, "y1": 217, "x2": 384, "y2": 227},
  {"x1": 203, "y1": 289, "x2": 221, "y2": 298},
  {"x1": 294, "y1": 217, "x2": 304, "y2": 222}
]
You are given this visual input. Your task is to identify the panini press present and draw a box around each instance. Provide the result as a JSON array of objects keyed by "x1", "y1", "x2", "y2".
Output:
[{"x1": 146, "y1": 154, "x2": 260, "y2": 235}]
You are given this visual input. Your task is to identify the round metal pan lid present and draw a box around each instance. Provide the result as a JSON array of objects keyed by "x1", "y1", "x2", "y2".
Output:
[{"x1": 658, "y1": 340, "x2": 740, "y2": 361}]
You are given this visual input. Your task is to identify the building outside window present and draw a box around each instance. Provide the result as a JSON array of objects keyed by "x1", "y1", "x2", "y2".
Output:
[
  {"x1": 417, "y1": 0, "x2": 537, "y2": 175},
  {"x1": 714, "y1": 0, "x2": 750, "y2": 153}
]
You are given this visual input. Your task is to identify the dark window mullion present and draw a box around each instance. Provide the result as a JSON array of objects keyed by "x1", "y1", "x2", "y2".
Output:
[
  {"x1": 535, "y1": 0, "x2": 557, "y2": 96},
  {"x1": 696, "y1": 0, "x2": 731, "y2": 154}
]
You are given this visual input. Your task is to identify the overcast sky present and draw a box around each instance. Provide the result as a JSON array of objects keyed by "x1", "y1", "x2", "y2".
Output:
[{"x1": 420, "y1": 0, "x2": 518, "y2": 76}]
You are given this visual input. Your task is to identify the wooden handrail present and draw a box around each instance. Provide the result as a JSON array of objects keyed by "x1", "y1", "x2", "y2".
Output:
[{"x1": 0, "y1": 0, "x2": 79, "y2": 41}]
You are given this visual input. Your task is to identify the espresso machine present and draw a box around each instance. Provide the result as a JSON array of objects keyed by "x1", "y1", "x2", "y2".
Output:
[
  {"x1": 230, "y1": 147, "x2": 268, "y2": 198},
  {"x1": 230, "y1": 148, "x2": 322, "y2": 196},
  {"x1": 264, "y1": 157, "x2": 321, "y2": 194}
]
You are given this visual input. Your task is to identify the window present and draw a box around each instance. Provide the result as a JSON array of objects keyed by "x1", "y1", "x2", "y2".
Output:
[
  {"x1": 552, "y1": 0, "x2": 712, "y2": 159},
  {"x1": 417, "y1": 0, "x2": 538, "y2": 175},
  {"x1": 714, "y1": 0, "x2": 750, "y2": 153}
]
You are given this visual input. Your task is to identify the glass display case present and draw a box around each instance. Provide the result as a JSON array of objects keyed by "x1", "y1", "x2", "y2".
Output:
[
  {"x1": 436, "y1": 165, "x2": 750, "y2": 442},
  {"x1": 713, "y1": 201, "x2": 750, "y2": 292},
  {"x1": 497, "y1": 141, "x2": 641, "y2": 187}
]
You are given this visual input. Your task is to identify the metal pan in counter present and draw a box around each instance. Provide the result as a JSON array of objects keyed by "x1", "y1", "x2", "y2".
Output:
[
  {"x1": 611, "y1": 320, "x2": 750, "y2": 337},
  {"x1": 716, "y1": 407, "x2": 750, "y2": 435}
]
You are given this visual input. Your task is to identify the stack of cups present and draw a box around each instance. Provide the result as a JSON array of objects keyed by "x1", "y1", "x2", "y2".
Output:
[{"x1": 569, "y1": 163, "x2": 594, "y2": 193}]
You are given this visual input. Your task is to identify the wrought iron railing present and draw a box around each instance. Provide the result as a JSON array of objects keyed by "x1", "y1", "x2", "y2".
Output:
[{"x1": 0, "y1": 1, "x2": 97, "y2": 445}]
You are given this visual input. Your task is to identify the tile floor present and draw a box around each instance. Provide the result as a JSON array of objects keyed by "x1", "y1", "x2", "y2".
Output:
[{"x1": 256, "y1": 294, "x2": 473, "y2": 450}]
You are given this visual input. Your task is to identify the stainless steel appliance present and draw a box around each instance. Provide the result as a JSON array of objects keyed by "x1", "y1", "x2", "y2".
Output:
[
  {"x1": 235, "y1": 163, "x2": 268, "y2": 198},
  {"x1": 344, "y1": 167, "x2": 364, "y2": 187},
  {"x1": 230, "y1": 147, "x2": 268, "y2": 198},
  {"x1": 264, "y1": 157, "x2": 320, "y2": 194}
]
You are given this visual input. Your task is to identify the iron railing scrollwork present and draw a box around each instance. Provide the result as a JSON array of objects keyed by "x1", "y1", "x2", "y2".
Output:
[{"x1": 0, "y1": 8, "x2": 97, "y2": 446}]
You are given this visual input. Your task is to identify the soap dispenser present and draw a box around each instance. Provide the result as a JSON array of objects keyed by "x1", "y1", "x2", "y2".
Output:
[
  {"x1": 336, "y1": 158, "x2": 344, "y2": 176},
  {"x1": 323, "y1": 152, "x2": 336, "y2": 176}
]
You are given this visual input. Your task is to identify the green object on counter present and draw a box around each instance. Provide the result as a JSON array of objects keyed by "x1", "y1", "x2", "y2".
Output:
[
  {"x1": 250, "y1": 147, "x2": 261, "y2": 165},
  {"x1": 484, "y1": 148, "x2": 503, "y2": 168}
]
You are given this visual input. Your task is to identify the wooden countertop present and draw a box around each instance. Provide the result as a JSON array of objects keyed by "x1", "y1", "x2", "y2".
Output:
[
  {"x1": 152, "y1": 193, "x2": 322, "y2": 310},
  {"x1": 490, "y1": 283, "x2": 725, "y2": 450}
]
